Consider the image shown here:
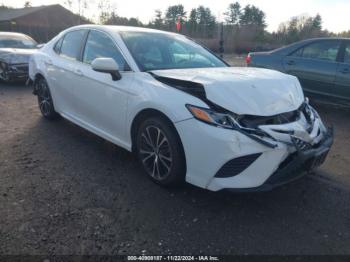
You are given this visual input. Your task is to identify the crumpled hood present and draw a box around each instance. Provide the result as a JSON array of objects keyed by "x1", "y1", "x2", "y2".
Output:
[
  {"x1": 0, "y1": 48, "x2": 37, "y2": 64},
  {"x1": 152, "y1": 67, "x2": 304, "y2": 116}
]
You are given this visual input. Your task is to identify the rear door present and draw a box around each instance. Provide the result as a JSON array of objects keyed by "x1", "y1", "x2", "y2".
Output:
[
  {"x1": 282, "y1": 39, "x2": 341, "y2": 96},
  {"x1": 49, "y1": 29, "x2": 88, "y2": 116},
  {"x1": 334, "y1": 40, "x2": 350, "y2": 101}
]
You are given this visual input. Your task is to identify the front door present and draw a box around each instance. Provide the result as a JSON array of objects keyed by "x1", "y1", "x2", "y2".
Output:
[{"x1": 73, "y1": 29, "x2": 134, "y2": 144}]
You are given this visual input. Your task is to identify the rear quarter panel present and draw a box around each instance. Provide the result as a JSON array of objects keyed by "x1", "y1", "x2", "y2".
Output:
[{"x1": 249, "y1": 53, "x2": 285, "y2": 72}]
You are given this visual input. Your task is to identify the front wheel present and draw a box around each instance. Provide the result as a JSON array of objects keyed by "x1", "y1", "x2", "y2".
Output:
[
  {"x1": 35, "y1": 78, "x2": 59, "y2": 120},
  {"x1": 136, "y1": 117, "x2": 186, "y2": 186},
  {"x1": 0, "y1": 68, "x2": 11, "y2": 83}
]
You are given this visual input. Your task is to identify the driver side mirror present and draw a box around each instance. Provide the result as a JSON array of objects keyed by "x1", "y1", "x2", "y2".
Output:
[{"x1": 91, "y1": 57, "x2": 122, "y2": 81}]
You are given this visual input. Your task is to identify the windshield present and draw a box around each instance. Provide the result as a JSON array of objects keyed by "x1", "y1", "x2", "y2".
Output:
[
  {"x1": 120, "y1": 31, "x2": 227, "y2": 71},
  {"x1": 0, "y1": 35, "x2": 37, "y2": 49}
]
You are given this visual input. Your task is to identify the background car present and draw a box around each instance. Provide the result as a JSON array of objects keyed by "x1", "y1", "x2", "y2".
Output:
[
  {"x1": 247, "y1": 38, "x2": 350, "y2": 104},
  {"x1": 0, "y1": 32, "x2": 38, "y2": 83}
]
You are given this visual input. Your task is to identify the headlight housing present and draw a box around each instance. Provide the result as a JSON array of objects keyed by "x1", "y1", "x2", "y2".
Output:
[
  {"x1": 0, "y1": 61, "x2": 7, "y2": 70},
  {"x1": 186, "y1": 104, "x2": 237, "y2": 128}
]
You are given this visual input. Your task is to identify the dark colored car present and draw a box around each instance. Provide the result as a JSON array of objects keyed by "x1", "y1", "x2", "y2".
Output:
[
  {"x1": 0, "y1": 32, "x2": 38, "y2": 83},
  {"x1": 247, "y1": 38, "x2": 350, "y2": 104}
]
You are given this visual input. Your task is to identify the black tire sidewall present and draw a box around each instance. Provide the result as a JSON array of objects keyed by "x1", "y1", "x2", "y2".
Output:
[
  {"x1": 136, "y1": 117, "x2": 186, "y2": 186},
  {"x1": 36, "y1": 78, "x2": 59, "y2": 120}
]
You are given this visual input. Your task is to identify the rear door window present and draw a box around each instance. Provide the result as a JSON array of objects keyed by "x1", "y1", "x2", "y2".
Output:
[
  {"x1": 292, "y1": 41, "x2": 341, "y2": 62},
  {"x1": 343, "y1": 43, "x2": 350, "y2": 64},
  {"x1": 60, "y1": 30, "x2": 87, "y2": 61}
]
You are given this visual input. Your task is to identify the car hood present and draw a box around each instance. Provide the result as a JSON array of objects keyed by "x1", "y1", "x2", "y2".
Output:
[
  {"x1": 151, "y1": 67, "x2": 304, "y2": 116},
  {"x1": 0, "y1": 48, "x2": 37, "y2": 64}
]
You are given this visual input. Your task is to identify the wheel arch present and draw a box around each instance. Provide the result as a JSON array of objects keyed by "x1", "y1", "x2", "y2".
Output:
[
  {"x1": 130, "y1": 107, "x2": 187, "y2": 180},
  {"x1": 32, "y1": 73, "x2": 46, "y2": 95},
  {"x1": 130, "y1": 108, "x2": 184, "y2": 155},
  {"x1": 131, "y1": 109, "x2": 169, "y2": 152}
]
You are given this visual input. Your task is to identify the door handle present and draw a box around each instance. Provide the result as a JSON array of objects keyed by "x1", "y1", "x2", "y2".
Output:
[
  {"x1": 340, "y1": 68, "x2": 350, "y2": 74},
  {"x1": 74, "y1": 69, "x2": 84, "y2": 76},
  {"x1": 287, "y1": 60, "x2": 295, "y2": 66}
]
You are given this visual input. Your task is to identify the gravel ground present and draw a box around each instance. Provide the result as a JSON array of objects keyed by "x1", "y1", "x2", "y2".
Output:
[{"x1": 1, "y1": 81, "x2": 350, "y2": 255}]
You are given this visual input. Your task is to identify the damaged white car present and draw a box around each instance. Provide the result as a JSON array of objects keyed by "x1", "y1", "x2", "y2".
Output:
[{"x1": 29, "y1": 25, "x2": 333, "y2": 192}]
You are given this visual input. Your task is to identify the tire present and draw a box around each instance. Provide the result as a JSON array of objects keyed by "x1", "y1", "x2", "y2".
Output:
[
  {"x1": 136, "y1": 116, "x2": 186, "y2": 186},
  {"x1": 35, "y1": 78, "x2": 59, "y2": 120}
]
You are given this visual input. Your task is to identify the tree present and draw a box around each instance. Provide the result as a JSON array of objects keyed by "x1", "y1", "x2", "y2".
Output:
[
  {"x1": 63, "y1": 0, "x2": 73, "y2": 10},
  {"x1": 312, "y1": 14, "x2": 322, "y2": 31},
  {"x1": 98, "y1": 0, "x2": 115, "y2": 24},
  {"x1": 276, "y1": 14, "x2": 325, "y2": 44},
  {"x1": 240, "y1": 5, "x2": 266, "y2": 28},
  {"x1": 128, "y1": 17, "x2": 143, "y2": 27},
  {"x1": 24, "y1": 1, "x2": 32, "y2": 7},
  {"x1": 187, "y1": 8, "x2": 198, "y2": 35},
  {"x1": 224, "y1": 2, "x2": 241, "y2": 25},
  {"x1": 195, "y1": 6, "x2": 217, "y2": 38},
  {"x1": 338, "y1": 30, "x2": 350, "y2": 37},
  {"x1": 151, "y1": 9, "x2": 164, "y2": 29},
  {"x1": 102, "y1": 11, "x2": 143, "y2": 27},
  {"x1": 164, "y1": 4, "x2": 186, "y2": 31},
  {"x1": 80, "y1": 0, "x2": 88, "y2": 17}
]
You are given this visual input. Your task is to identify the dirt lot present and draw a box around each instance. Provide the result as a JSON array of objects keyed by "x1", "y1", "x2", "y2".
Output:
[{"x1": 1, "y1": 79, "x2": 350, "y2": 255}]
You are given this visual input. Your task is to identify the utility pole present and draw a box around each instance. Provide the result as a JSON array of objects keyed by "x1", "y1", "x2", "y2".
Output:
[{"x1": 219, "y1": 22, "x2": 224, "y2": 59}]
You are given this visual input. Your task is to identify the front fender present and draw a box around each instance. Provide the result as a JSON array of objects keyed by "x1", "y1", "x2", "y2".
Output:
[{"x1": 124, "y1": 73, "x2": 209, "y2": 146}]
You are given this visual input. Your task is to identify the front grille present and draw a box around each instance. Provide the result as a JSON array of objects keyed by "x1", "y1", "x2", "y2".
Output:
[
  {"x1": 239, "y1": 110, "x2": 300, "y2": 128},
  {"x1": 215, "y1": 153, "x2": 262, "y2": 178},
  {"x1": 291, "y1": 136, "x2": 312, "y2": 151}
]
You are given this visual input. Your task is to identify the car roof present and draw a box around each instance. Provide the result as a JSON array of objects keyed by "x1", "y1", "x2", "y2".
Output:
[
  {"x1": 65, "y1": 24, "x2": 180, "y2": 36},
  {"x1": 271, "y1": 37, "x2": 349, "y2": 55},
  {"x1": 0, "y1": 32, "x2": 31, "y2": 38},
  {"x1": 297, "y1": 37, "x2": 349, "y2": 43}
]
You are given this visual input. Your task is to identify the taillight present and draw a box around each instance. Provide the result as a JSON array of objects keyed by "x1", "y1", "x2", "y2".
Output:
[{"x1": 245, "y1": 54, "x2": 251, "y2": 65}]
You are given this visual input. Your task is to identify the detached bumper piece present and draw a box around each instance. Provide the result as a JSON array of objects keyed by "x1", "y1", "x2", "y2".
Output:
[{"x1": 226, "y1": 127, "x2": 334, "y2": 192}]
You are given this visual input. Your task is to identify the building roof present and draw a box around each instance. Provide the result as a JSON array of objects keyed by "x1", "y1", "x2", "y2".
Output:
[{"x1": 0, "y1": 5, "x2": 55, "y2": 22}]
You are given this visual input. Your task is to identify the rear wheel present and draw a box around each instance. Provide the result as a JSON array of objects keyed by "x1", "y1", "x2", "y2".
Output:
[
  {"x1": 35, "y1": 78, "x2": 59, "y2": 120},
  {"x1": 136, "y1": 117, "x2": 186, "y2": 186}
]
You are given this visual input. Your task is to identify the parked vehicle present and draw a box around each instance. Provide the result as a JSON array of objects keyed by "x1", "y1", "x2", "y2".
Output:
[
  {"x1": 247, "y1": 38, "x2": 350, "y2": 104},
  {"x1": 0, "y1": 32, "x2": 38, "y2": 83},
  {"x1": 29, "y1": 25, "x2": 333, "y2": 192}
]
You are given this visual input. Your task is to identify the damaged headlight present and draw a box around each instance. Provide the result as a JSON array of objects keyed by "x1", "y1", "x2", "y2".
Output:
[
  {"x1": 186, "y1": 104, "x2": 278, "y2": 148},
  {"x1": 302, "y1": 98, "x2": 318, "y2": 125},
  {"x1": 0, "y1": 61, "x2": 7, "y2": 70},
  {"x1": 186, "y1": 104, "x2": 237, "y2": 128}
]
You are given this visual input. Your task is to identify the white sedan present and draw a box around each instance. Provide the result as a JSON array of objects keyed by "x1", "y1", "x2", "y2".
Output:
[{"x1": 29, "y1": 25, "x2": 333, "y2": 192}]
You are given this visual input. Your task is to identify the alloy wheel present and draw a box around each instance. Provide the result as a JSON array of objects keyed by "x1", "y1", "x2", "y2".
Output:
[
  {"x1": 139, "y1": 125, "x2": 173, "y2": 181},
  {"x1": 37, "y1": 80, "x2": 52, "y2": 117}
]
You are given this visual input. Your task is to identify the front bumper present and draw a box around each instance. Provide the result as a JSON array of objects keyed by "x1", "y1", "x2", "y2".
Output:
[
  {"x1": 0, "y1": 63, "x2": 29, "y2": 81},
  {"x1": 227, "y1": 127, "x2": 334, "y2": 192},
  {"x1": 175, "y1": 114, "x2": 333, "y2": 192}
]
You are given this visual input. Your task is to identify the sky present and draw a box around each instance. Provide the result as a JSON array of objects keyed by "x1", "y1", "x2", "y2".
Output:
[{"x1": 3, "y1": 0, "x2": 350, "y2": 33}]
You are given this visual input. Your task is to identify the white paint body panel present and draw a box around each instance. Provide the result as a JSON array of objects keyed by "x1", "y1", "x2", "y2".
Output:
[
  {"x1": 29, "y1": 25, "x2": 327, "y2": 191},
  {"x1": 152, "y1": 67, "x2": 304, "y2": 116}
]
